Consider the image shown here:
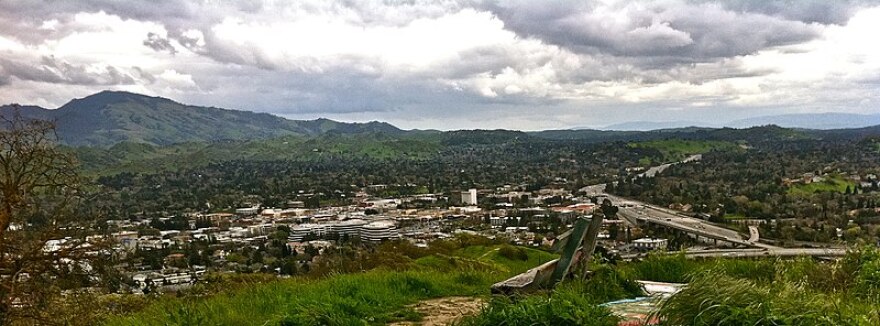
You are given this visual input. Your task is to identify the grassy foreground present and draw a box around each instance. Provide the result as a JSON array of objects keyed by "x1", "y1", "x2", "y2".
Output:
[
  {"x1": 655, "y1": 249, "x2": 880, "y2": 325},
  {"x1": 104, "y1": 244, "x2": 880, "y2": 326},
  {"x1": 103, "y1": 245, "x2": 555, "y2": 326},
  {"x1": 463, "y1": 248, "x2": 880, "y2": 326}
]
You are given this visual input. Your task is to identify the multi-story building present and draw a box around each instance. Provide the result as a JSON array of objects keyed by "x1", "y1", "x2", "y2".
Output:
[
  {"x1": 360, "y1": 221, "x2": 398, "y2": 242},
  {"x1": 461, "y1": 188, "x2": 478, "y2": 205},
  {"x1": 632, "y1": 238, "x2": 668, "y2": 251},
  {"x1": 289, "y1": 224, "x2": 328, "y2": 241}
]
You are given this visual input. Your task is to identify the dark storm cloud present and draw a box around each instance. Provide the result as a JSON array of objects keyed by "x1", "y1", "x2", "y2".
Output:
[
  {"x1": 0, "y1": 71, "x2": 9, "y2": 87},
  {"x1": 480, "y1": 0, "x2": 822, "y2": 63},
  {"x1": 0, "y1": 57, "x2": 135, "y2": 85},
  {"x1": 709, "y1": 0, "x2": 880, "y2": 25},
  {"x1": 0, "y1": 0, "x2": 196, "y2": 44},
  {"x1": 143, "y1": 32, "x2": 177, "y2": 54},
  {"x1": 0, "y1": 0, "x2": 878, "y2": 130},
  {"x1": 131, "y1": 67, "x2": 157, "y2": 84},
  {"x1": 178, "y1": 60, "x2": 558, "y2": 121}
]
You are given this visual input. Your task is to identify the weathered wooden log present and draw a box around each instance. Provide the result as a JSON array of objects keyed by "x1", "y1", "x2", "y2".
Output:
[
  {"x1": 550, "y1": 217, "x2": 591, "y2": 284},
  {"x1": 490, "y1": 257, "x2": 559, "y2": 295}
]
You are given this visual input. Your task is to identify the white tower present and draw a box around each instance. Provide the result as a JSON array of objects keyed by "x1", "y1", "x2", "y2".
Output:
[{"x1": 461, "y1": 188, "x2": 478, "y2": 205}]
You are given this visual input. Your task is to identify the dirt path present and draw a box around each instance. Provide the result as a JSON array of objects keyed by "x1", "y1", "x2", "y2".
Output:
[{"x1": 389, "y1": 296, "x2": 485, "y2": 326}]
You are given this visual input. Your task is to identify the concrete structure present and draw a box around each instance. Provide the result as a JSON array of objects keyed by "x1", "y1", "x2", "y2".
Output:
[
  {"x1": 330, "y1": 219, "x2": 369, "y2": 236},
  {"x1": 610, "y1": 193, "x2": 776, "y2": 249},
  {"x1": 621, "y1": 248, "x2": 848, "y2": 260},
  {"x1": 289, "y1": 219, "x2": 399, "y2": 242},
  {"x1": 235, "y1": 207, "x2": 260, "y2": 215},
  {"x1": 360, "y1": 221, "x2": 398, "y2": 242},
  {"x1": 461, "y1": 188, "x2": 478, "y2": 205},
  {"x1": 289, "y1": 224, "x2": 328, "y2": 241},
  {"x1": 632, "y1": 238, "x2": 668, "y2": 251}
]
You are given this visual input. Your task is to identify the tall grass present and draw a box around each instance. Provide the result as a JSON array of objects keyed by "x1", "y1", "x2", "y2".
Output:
[
  {"x1": 103, "y1": 245, "x2": 556, "y2": 326},
  {"x1": 655, "y1": 248, "x2": 880, "y2": 325},
  {"x1": 656, "y1": 273, "x2": 880, "y2": 326},
  {"x1": 106, "y1": 269, "x2": 492, "y2": 326},
  {"x1": 459, "y1": 264, "x2": 642, "y2": 326},
  {"x1": 622, "y1": 252, "x2": 701, "y2": 283}
]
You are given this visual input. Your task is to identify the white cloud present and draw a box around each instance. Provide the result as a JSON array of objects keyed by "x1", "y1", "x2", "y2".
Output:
[{"x1": 1, "y1": 0, "x2": 880, "y2": 130}]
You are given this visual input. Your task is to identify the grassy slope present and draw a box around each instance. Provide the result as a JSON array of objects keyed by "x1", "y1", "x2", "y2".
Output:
[
  {"x1": 464, "y1": 250, "x2": 880, "y2": 326},
  {"x1": 788, "y1": 174, "x2": 856, "y2": 196},
  {"x1": 459, "y1": 264, "x2": 643, "y2": 326},
  {"x1": 628, "y1": 139, "x2": 739, "y2": 165},
  {"x1": 103, "y1": 246, "x2": 555, "y2": 326},
  {"x1": 73, "y1": 133, "x2": 443, "y2": 176},
  {"x1": 653, "y1": 250, "x2": 880, "y2": 325}
]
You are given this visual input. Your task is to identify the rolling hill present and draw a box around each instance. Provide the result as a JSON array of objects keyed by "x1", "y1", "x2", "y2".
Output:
[
  {"x1": 5, "y1": 91, "x2": 880, "y2": 151},
  {"x1": 727, "y1": 112, "x2": 880, "y2": 130},
  {"x1": 0, "y1": 91, "x2": 402, "y2": 147}
]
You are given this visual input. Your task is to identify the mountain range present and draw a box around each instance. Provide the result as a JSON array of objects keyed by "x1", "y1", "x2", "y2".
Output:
[
  {"x1": 600, "y1": 113, "x2": 880, "y2": 131},
  {"x1": 0, "y1": 91, "x2": 403, "y2": 147},
  {"x1": 3, "y1": 90, "x2": 880, "y2": 147}
]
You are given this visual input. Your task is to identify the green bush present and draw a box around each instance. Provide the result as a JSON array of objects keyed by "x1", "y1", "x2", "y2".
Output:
[
  {"x1": 458, "y1": 290, "x2": 619, "y2": 326},
  {"x1": 656, "y1": 273, "x2": 880, "y2": 326},
  {"x1": 461, "y1": 264, "x2": 641, "y2": 326},
  {"x1": 625, "y1": 252, "x2": 701, "y2": 283},
  {"x1": 656, "y1": 249, "x2": 880, "y2": 326},
  {"x1": 498, "y1": 245, "x2": 529, "y2": 261},
  {"x1": 103, "y1": 245, "x2": 556, "y2": 326}
]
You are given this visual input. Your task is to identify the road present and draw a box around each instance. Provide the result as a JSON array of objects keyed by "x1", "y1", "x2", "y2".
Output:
[
  {"x1": 615, "y1": 201, "x2": 776, "y2": 249},
  {"x1": 581, "y1": 154, "x2": 776, "y2": 249},
  {"x1": 580, "y1": 169, "x2": 775, "y2": 249},
  {"x1": 637, "y1": 154, "x2": 702, "y2": 178},
  {"x1": 620, "y1": 248, "x2": 846, "y2": 260}
]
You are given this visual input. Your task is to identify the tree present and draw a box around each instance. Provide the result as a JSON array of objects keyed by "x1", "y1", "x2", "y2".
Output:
[{"x1": 0, "y1": 110, "x2": 106, "y2": 324}]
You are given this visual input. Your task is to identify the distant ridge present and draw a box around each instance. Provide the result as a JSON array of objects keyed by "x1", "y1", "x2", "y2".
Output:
[
  {"x1": 596, "y1": 113, "x2": 880, "y2": 131},
  {"x1": 0, "y1": 91, "x2": 403, "y2": 147},
  {"x1": 726, "y1": 113, "x2": 880, "y2": 130},
  {"x1": 599, "y1": 120, "x2": 714, "y2": 131},
  {"x1": 4, "y1": 91, "x2": 880, "y2": 147}
]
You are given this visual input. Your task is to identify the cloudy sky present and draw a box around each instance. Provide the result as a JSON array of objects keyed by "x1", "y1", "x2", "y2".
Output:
[{"x1": 1, "y1": 0, "x2": 879, "y2": 130}]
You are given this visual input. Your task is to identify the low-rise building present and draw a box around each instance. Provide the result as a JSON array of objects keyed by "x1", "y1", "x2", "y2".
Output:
[
  {"x1": 632, "y1": 238, "x2": 668, "y2": 251},
  {"x1": 235, "y1": 207, "x2": 260, "y2": 216}
]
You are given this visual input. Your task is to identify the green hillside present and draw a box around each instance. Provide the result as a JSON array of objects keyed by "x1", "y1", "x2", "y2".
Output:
[
  {"x1": 628, "y1": 139, "x2": 740, "y2": 164},
  {"x1": 4, "y1": 91, "x2": 870, "y2": 151},
  {"x1": 71, "y1": 132, "x2": 444, "y2": 175},
  {"x1": 2, "y1": 91, "x2": 402, "y2": 147}
]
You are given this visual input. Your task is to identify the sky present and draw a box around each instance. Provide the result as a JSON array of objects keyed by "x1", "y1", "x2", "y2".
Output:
[{"x1": 1, "y1": 0, "x2": 880, "y2": 130}]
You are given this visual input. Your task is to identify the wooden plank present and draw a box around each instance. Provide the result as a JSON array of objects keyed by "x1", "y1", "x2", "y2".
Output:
[
  {"x1": 490, "y1": 258, "x2": 558, "y2": 294},
  {"x1": 490, "y1": 251, "x2": 584, "y2": 295},
  {"x1": 578, "y1": 213, "x2": 605, "y2": 280},
  {"x1": 550, "y1": 227, "x2": 575, "y2": 252},
  {"x1": 550, "y1": 217, "x2": 591, "y2": 285}
]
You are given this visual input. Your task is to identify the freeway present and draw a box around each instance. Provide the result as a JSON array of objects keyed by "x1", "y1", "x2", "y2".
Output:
[
  {"x1": 621, "y1": 248, "x2": 847, "y2": 260},
  {"x1": 637, "y1": 154, "x2": 702, "y2": 178},
  {"x1": 581, "y1": 155, "x2": 778, "y2": 249},
  {"x1": 617, "y1": 203, "x2": 777, "y2": 249},
  {"x1": 581, "y1": 182, "x2": 776, "y2": 249}
]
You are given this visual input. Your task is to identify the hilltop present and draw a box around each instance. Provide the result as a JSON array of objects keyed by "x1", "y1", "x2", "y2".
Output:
[
  {"x1": 0, "y1": 91, "x2": 402, "y2": 147},
  {"x1": 5, "y1": 91, "x2": 880, "y2": 149}
]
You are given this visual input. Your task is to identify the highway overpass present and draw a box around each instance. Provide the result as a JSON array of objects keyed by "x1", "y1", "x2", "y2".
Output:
[{"x1": 621, "y1": 248, "x2": 847, "y2": 260}]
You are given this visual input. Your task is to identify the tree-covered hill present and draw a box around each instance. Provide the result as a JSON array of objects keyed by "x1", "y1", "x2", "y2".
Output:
[
  {"x1": 5, "y1": 90, "x2": 880, "y2": 149},
  {"x1": 1, "y1": 91, "x2": 403, "y2": 147}
]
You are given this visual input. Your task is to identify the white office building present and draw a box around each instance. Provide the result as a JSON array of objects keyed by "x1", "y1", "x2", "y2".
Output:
[
  {"x1": 360, "y1": 221, "x2": 398, "y2": 242},
  {"x1": 331, "y1": 219, "x2": 369, "y2": 237},
  {"x1": 461, "y1": 188, "x2": 478, "y2": 205},
  {"x1": 633, "y1": 238, "x2": 668, "y2": 251},
  {"x1": 289, "y1": 224, "x2": 328, "y2": 241}
]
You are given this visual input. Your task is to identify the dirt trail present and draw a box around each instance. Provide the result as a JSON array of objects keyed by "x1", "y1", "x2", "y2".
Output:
[{"x1": 389, "y1": 296, "x2": 485, "y2": 326}]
